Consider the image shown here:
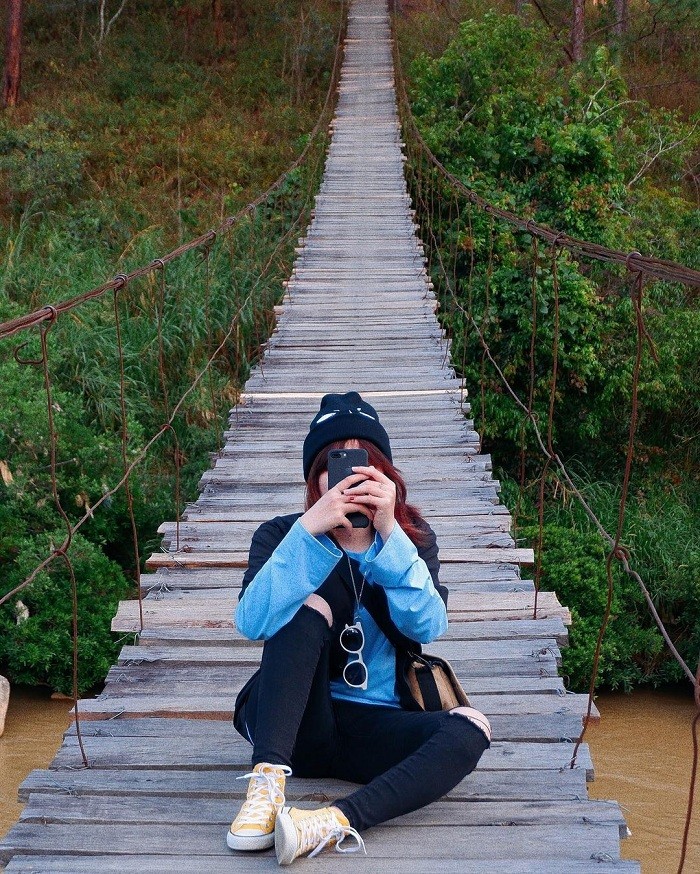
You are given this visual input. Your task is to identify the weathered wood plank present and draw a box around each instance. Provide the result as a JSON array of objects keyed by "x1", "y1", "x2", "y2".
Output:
[
  {"x1": 143, "y1": 547, "x2": 534, "y2": 570},
  {"x1": 18, "y1": 795, "x2": 626, "y2": 834},
  {"x1": 47, "y1": 736, "x2": 595, "y2": 777},
  {"x1": 3, "y1": 855, "x2": 641, "y2": 873},
  {"x1": 139, "y1": 561, "x2": 523, "y2": 589},
  {"x1": 131, "y1": 628, "x2": 565, "y2": 658},
  {"x1": 18, "y1": 766, "x2": 589, "y2": 804},
  {"x1": 112, "y1": 590, "x2": 565, "y2": 631},
  {"x1": 0, "y1": 822, "x2": 624, "y2": 863}
]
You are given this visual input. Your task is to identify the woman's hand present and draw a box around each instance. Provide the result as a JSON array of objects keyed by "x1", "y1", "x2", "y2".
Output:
[
  {"x1": 343, "y1": 465, "x2": 396, "y2": 542},
  {"x1": 299, "y1": 473, "x2": 371, "y2": 536}
]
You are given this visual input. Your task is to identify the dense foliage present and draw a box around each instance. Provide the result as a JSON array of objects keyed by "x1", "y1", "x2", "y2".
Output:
[
  {"x1": 403, "y1": 11, "x2": 700, "y2": 690},
  {"x1": 0, "y1": 0, "x2": 337, "y2": 693},
  {"x1": 1, "y1": 0, "x2": 698, "y2": 695}
]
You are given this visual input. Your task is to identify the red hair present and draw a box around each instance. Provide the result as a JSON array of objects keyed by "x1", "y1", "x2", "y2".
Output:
[{"x1": 304, "y1": 439, "x2": 430, "y2": 547}]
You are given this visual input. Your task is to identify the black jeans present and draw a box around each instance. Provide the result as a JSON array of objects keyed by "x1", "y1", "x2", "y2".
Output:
[{"x1": 233, "y1": 601, "x2": 490, "y2": 832}]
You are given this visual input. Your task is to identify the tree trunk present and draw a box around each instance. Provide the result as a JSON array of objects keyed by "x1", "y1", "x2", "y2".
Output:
[
  {"x1": 612, "y1": 0, "x2": 628, "y2": 37},
  {"x1": 571, "y1": 0, "x2": 585, "y2": 62},
  {"x1": 212, "y1": 0, "x2": 224, "y2": 49},
  {"x1": 2, "y1": 0, "x2": 23, "y2": 108}
]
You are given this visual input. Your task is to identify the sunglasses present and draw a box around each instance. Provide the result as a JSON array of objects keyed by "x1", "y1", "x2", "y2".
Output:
[{"x1": 340, "y1": 621, "x2": 368, "y2": 690}]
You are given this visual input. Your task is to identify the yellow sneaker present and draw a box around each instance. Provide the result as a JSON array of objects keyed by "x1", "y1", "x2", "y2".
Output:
[
  {"x1": 274, "y1": 805, "x2": 366, "y2": 866},
  {"x1": 227, "y1": 762, "x2": 292, "y2": 851}
]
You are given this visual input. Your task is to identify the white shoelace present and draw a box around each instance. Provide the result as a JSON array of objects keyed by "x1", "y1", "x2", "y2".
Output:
[
  {"x1": 299, "y1": 811, "x2": 366, "y2": 858},
  {"x1": 235, "y1": 765, "x2": 292, "y2": 825}
]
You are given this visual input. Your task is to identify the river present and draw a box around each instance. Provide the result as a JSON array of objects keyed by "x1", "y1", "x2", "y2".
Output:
[{"x1": 1, "y1": 686, "x2": 698, "y2": 871}]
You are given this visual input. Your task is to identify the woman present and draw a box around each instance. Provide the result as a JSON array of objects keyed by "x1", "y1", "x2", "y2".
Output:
[{"x1": 228, "y1": 391, "x2": 491, "y2": 866}]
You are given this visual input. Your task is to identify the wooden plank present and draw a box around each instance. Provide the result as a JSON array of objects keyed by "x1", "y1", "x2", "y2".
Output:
[
  {"x1": 3, "y1": 856, "x2": 641, "y2": 873},
  {"x1": 18, "y1": 795, "x2": 626, "y2": 833},
  {"x1": 0, "y1": 823, "x2": 624, "y2": 863},
  {"x1": 112, "y1": 590, "x2": 563, "y2": 631},
  {"x1": 74, "y1": 686, "x2": 597, "y2": 722},
  {"x1": 19, "y1": 765, "x2": 590, "y2": 804},
  {"x1": 132, "y1": 627, "x2": 565, "y2": 656},
  {"x1": 46, "y1": 736, "x2": 595, "y2": 777},
  {"x1": 117, "y1": 634, "x2": 566, "y2": 665},
  {"x1": 143, "y1": 547, "x2": 534, "y2": 571}
]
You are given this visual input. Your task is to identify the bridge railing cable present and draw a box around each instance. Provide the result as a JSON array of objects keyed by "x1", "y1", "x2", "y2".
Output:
[
  {"x1": 0, "y1": 1, "x2": 347, "y2": 767},
  {"x1": 392, "y1": 14, "x2": 698, "y2": 872}
]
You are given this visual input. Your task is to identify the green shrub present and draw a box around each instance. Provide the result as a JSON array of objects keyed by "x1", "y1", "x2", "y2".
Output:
[
  {"x1": 0, "y1": 533, "x2": 131, "y2": 695},
  {"x1": 0, "y1": 114, "x2": 85, "y2": 211},
  {"x1": 520, "y1": 522, "x2": 663, "y2": 691}
]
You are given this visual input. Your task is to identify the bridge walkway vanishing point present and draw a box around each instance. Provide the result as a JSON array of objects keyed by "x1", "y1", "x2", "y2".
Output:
[{"x1": 1, "y1": 1, "x2": 639, "y2": 871}]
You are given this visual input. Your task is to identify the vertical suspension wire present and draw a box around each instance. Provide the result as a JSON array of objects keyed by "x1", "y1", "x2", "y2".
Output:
[
  {"x1": 438, "y1": 177, "x2": 453, "y2": 370},
  {"x1": 533, "y1": 241, "x2": 561, "y2": 620},
  {"x1": 247, "y1": 207, "x2": 264, "y2": 372},
  {"x1": 427, "y1": 160, "x2": 435, "y2": 280},
  {"x1": 226, "y1": 230, "x2": 243, "y2": 402},
  {"x1": 478, "y1": 217, "x2": 495, "y2": 454},
  {"x1": 451, "y1": 190, "x2": 460, "y2": 311},
  {"x1": 460, "y1": 201, "x2": 475, "y2": 418},
  {"x1": 447, "y1": 189, "x2": 461, "y2": 399},
  {"x1": 155, "y1": 260, "x2": 170, "y2": 414},
  {"x1": 515, "y1": 233, "x2": 539, "y2": 524},
  {"x1": 168, "y1": 423, "x2": 182, "y2": 554},
  {"x1": 678, "y1": 664, "x2": 700, "y2": 873},
  {"x1": 153, "y1": 259, "x2": 183, "y2": 553},
  {"x1": 201, "y1": 234, "x2": 219, "y2": 433},
  {"x1": 112, "y1": 282, "x2": 143, "y2": 632},
  {"x1": 570, "y1": 269, "x2": 646, "y2": 770},
  {"x1": 38, "y1": 313, "x2": 89, "y2": 768}
]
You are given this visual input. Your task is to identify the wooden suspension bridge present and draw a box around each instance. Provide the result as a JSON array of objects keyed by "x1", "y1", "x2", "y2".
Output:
[{"x1": 1, "y1": 0, "x2": 639, "y2": 870}]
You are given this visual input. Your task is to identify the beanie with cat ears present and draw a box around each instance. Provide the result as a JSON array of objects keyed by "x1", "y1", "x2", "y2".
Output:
[{"x1": 302, "y1": 392, "x2": 392, "y2": 480}]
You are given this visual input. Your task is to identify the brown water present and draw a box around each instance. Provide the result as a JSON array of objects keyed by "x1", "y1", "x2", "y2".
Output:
[
  {"x1": 588, "y1": 688, "x2": 699, "y2": 873},
  {"x1": 0, "y1": 686, "x2": 698, "y2": 871},
  {"x1": 0, "y1": 688, "x2": 72, "y2": 836}
]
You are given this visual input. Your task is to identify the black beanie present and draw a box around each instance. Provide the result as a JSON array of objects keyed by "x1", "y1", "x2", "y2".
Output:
[{"x1": 302, "y1": 392, "x2": 392, "y2": 480}]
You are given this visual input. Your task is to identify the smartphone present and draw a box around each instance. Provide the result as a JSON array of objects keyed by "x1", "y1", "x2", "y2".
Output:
[{"x1": 327, "y1": 448, "x2": 369, "y2": 528}]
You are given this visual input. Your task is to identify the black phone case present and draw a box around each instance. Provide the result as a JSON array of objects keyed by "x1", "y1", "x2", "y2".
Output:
[{"x1": 327, "y1": 448, "x2": 369, "y2": 528}]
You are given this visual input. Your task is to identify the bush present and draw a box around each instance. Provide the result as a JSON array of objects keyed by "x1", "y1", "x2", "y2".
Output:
[
  {"x1": 0, "y1": 533, "x2": 131, "y2": 695},
  {"x1": 511, "y1": 466, "x2": 700, "y2": 692},
  {"x1": 0, "y1": 114, "x2": 85, "y2": 212},
  {"x1": 520, "y1": 522, "x2": 662, "y2": 691}
]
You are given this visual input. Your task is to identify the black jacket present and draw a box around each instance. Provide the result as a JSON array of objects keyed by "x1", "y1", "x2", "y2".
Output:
[{"x1": 239, "y1": 513, "x2": 448, "y2": 710}]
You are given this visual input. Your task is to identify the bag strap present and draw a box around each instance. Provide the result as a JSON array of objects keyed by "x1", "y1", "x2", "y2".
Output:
[{"x1": 415, "y1": 664, "x2": 443, "y2": 711}]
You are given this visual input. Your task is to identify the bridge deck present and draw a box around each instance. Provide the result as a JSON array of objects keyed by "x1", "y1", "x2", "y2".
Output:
[{"x1": 0, "y1": 1, "x2": 637, "y2": 870}]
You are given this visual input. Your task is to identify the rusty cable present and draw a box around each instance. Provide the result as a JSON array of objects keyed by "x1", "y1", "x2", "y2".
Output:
[
  {"x1": 534, "y1": 245, "x2": 562, "y2": 620},
  {"x1": 38, "y1": 317, "x2": 89, "y2": 769},
  {"x1": 113, "y1": 286, "x2": 143, "y2": 634},
  {"x1": 155, "y1": 260, "x2": 170, "y2": 415},
  {"x1": 569, "y1": 270, "x2": 646, "y2": 769}
]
